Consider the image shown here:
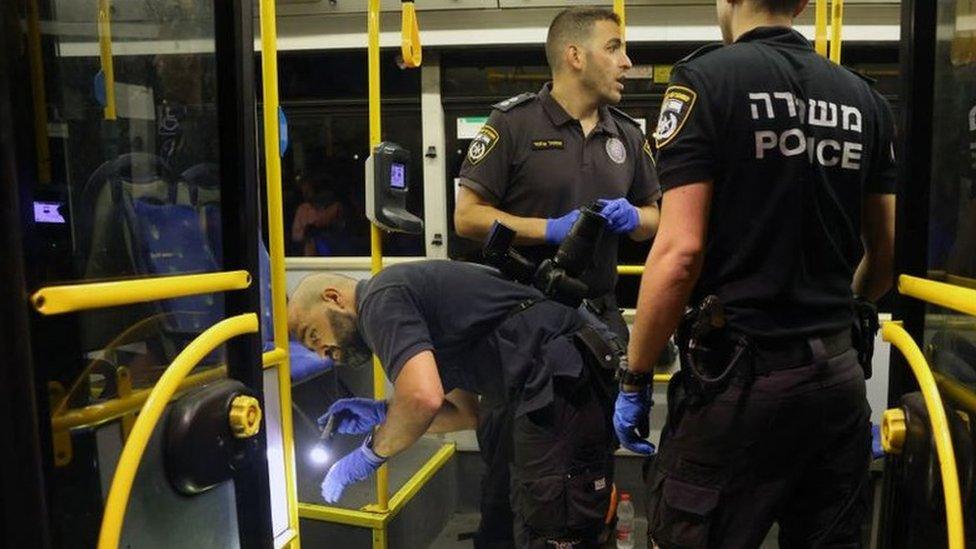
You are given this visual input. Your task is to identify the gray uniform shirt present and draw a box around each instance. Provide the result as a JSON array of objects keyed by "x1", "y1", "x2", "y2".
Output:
[{"x1": 459, "y1": 83, "x2": 661, "y2": 297}]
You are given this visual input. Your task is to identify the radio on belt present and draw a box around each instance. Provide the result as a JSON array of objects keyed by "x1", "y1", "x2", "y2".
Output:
[{"x1": 365, "y1": 141, "x2": 423, "y2": 234}]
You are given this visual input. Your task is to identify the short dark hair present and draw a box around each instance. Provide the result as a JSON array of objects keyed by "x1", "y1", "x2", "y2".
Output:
[
  {"x1": 755, "y1": 0, "x2": 804, "y2": 16},
  {"x1": 545, "y1": 7, "x2": 621, "y2": 72}
]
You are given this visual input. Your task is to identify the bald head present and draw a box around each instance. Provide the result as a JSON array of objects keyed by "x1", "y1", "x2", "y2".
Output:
[
  {"x1": 287, "y1": 273, "x2": 359, "y2": 335},
  {"x1": 545, "y1": 6, "x2": 621, "y2": 74},
  {"x1": 288, "y1": 273, "x2": 368, "y2": 364}
]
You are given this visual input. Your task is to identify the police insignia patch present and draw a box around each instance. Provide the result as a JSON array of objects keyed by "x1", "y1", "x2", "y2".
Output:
[
  {"x1": 606, "y1": 137, "x2": 626, "y2": 164},
  {"x1": 654, "y1": 85, "x2": 697, "y2": 148},
  {"x1": 467, "y1": 125, "x2": 499, "y2": 165}
]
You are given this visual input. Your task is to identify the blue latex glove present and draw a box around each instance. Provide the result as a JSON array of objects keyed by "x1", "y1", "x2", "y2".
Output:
[
  {"x1": 545, "y1": 209, "x2": 581, "y2": 245},
  {"x1": 871, "y1": 423, "x2": 884, "y2": 460},
  {"x1": 317, "y1": 398, "x2": 388, "y2": 436},
  {"x1": 598, "y1": 198, "x2": 640, "y2": 234},
  {"x1": 321, "y1": 439, "x2": 386, "y2": 503},
  {"x1": 614, "y1": 388, "x2": 656, "y2": 455}
]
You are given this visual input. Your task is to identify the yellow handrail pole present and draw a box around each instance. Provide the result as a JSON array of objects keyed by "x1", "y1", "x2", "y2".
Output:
[
  {"x1": 97, "y1": 0, "x2": 116, "y2": 120},
  {"x1": 815, "y1": 0, "x2": 828, "y2": 57},
  {"x1": 613, "y1": 0, "x2": 626, "y2": 42},
  {"x1": 400, "y1": 2, "x2": 422, "y2": 68},
  {"x1": 26, "y1": 0, "x2": 51, "y2": 184},
  {"x1": 258, "y1": 0, "x2": 301, "y2": 545},
  {"x1": 367, "y1": 0, "x2": 390, "y2": 517},
  {"x1": 829, "y1": 0, "x2": 844, "y2": 64},
  {"x1": 31, "y1": 270, "x2": 252, "y2": 315},
  {"x1": 898, "y1": 275, "x2": 976, "y2": 317},
  {"x1": 96, "y1": 314, "x2": 259, "y2": 549},
  {"x1": 52, "y1": 365, "x2": 228, "y2": 432},
  {"x1": 882, "y1": 322, "x2": 965, "y2": 549},
  {"x1": 617, "y1": 265, "x2": 643, "y2": 276}
]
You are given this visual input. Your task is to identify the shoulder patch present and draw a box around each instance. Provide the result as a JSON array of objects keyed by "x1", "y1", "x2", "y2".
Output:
[
  {"x1": 653, "y1": 85, "x2": 698, "y2": 149},
  {"x1": 492, "y1": 93, "x2": 536, "y2": 112},
  {"x1": 674, "y1": 43, "x2": 723, "y2": 67},
  {"x1": 608, "y1": 106, "x2": 642, "y2": 129},
  {"x1": 466, "y1": 124, "x2": 500, "y2": 165}
]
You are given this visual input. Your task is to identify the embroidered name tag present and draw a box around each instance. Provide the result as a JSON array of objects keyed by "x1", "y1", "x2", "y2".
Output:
[{"x1": 531, "y1": 139, "x2": 564, "y2": 150}]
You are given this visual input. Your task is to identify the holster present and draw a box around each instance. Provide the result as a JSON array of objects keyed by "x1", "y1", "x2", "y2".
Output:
[
  {"x1": 851, "y1": 297, "x2": 880, "y2": 380},
  {"x1": 675, "y1": 296, "x2": 754, "y2": 404}
]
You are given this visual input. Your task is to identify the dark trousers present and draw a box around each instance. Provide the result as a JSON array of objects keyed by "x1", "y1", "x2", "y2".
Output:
[
  {"x1": 475, "y1": 374, "x2": 615, "y2": 549},
  {"x1": 645, "y1": 346, "x2": 871, "y2": 549}
]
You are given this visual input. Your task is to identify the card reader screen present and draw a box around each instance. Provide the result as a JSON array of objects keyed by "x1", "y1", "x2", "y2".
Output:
[
  {"x1": 34, "y1": 201, "x2": 66, "y2": 224},
  {"x1": 390, "y1": 162, "x2": 406, "y2": 189}
]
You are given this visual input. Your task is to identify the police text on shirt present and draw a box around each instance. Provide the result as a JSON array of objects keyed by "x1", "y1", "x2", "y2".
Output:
[{"x1": 750, "y1": 91, "x2": 864, "y2": 170}]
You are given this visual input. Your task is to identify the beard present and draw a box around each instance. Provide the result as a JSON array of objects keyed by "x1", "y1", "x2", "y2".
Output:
[{"x1": 326, "y1": 309, "x2": 372, "y2": 367}]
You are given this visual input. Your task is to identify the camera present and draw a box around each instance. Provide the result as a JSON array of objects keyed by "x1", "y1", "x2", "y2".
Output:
[{"x1": 482, "y1": 201, "x2": 607, "y2": 307}]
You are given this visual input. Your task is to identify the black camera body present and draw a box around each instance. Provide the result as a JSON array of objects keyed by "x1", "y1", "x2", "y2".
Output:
[{"x1": 482, "y1": 202, "x2": 606, "y2": 307}]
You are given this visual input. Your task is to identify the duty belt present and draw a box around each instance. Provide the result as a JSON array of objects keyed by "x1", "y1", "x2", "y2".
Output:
[{"x1": 749, "y1": 329, "x2": 852, "y2": 375}]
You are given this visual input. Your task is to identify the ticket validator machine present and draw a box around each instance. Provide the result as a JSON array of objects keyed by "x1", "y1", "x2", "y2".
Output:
[{"x1": 365, "y1": 142, "x2": 424, "y2": 234}]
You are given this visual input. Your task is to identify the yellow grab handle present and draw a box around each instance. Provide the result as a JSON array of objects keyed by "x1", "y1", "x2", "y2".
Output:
[
  {"x1": 31, "y1": 270, "x2": 251, "y2": 315},
  {"x1": 613, "y1": 0, "x2": 626, "y2": 42},
  {"x1": 97, "y1": 314, "x2": 259, "y2": 549},
  {"x1": 882, "y1": 321, "x2": 965, "y2": 549},
  {"x1": 401, "y1": 1, "x2": 422, "y2": 68}
]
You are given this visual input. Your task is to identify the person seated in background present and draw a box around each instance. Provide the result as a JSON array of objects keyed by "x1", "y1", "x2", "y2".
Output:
[
  {"x1": 289, "y1": 174, "x2": 344, "y2": 256},
  {"x1": 288, "y1": 260, "x2": 631, "y2": 549}
]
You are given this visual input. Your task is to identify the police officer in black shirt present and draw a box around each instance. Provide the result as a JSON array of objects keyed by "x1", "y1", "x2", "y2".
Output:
[
  {"x1": 611, "y1": 0, "x2": 897, "y2": 547},
  {"x1": 455, "y1": 6, "x2": 661, "y2": 344},
  {"x1": 288, "y1": 261, "x2": 621, "y2": 548}
]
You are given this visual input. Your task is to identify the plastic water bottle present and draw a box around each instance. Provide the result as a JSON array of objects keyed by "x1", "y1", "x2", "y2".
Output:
[{"x1": 616, "y1": 492, "x2": 635, "y2": 549}]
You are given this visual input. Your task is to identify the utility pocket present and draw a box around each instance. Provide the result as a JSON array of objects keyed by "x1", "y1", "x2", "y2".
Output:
[
  {"x1": 565, "y1": 468, "x2": 612, "y2": 531},
  {"x1": 517, "y1": 466, "x2": 612, "y2": 537},
  {"x1": 517, "y1": 474, "x2": 567, "y2": 536},
  {"x1": 649, "y1": 476, "x2": 720, "y2": 549}
]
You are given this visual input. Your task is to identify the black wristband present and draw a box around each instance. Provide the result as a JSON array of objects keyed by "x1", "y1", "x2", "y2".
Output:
[{"x1": 617, "y1": 368, "x2": 652, "y2": 388}]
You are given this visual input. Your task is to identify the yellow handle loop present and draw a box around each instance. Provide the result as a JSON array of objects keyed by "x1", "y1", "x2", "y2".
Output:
[{"x1": 401, "y1": 2, "x2": 422, "y2": 68}]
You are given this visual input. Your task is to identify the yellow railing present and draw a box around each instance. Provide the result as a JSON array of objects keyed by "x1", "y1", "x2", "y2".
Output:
[
  {"x1": 829, "y1": 0, "x2": 844, "y2": 64},
  {"x1": 50, "y1": 348, "x2": 286, "y2": 434},
  {"x1": 899, "y1": 275, "x2": 976, "y2": 317},
  {"x1": 97, "y1": 0, "x2": 116, "y2": 120},
  {"x1": 298, "y1": 443, "x2": 456, "y2": 532},
  {"x1": 97, "y1": 314, "x2": 259, "y2": 549},
  {"x1": 815, "y1": 0, "x2": 829, "y2": 57},
  {"x1": 31, "y1": 271, "x2": 251, "y2": 315},
  {"x1": 613, "y1": 0, "x2": 626, "y2": 42},
  {"x1": 882, "y1": 321, "x2": 965, "y2": 549},
  {"x1": 367, "y1": 0, "x2": 391, "y2": 517},
  {"x1": 258, "y1": 0, "x2": 302, "y2": 544}
]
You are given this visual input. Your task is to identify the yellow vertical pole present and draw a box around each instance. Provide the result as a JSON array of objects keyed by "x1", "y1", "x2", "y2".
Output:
[
  {"x1": 367, "y1": 0, "x2": 390, "y2": 522},
  {"x1": 613, "y1": 0, "x2": 626, "y2": 42},
  {"x1": 97, "y1": 0, "x2": 116, "y2": 120},
  {"x1": 258, "y1": 0, "x2": 301, "y2": 546},
  {"x1": 829, "y1": 0, "x2": 844, "y2": 64},
  {"x1": 815, "y1": 0, "x2": 828, "y2": 57},
  {"x1": 26, "y1": 0, "x2": 51, "y2": 184}
]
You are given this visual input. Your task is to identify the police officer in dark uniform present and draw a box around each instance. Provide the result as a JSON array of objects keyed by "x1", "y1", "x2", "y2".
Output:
[
  {"x1": 287, "y1": 260, "x2": 621, "y2": 548},
  {"x1": 454, "y1": 8, "x2": 660, "y2": 546},
  {"x1": 612, "y1": 0, "x2": 897, "y2": 547},
  {"x1": 454, "y1": 6, "x2": 661, "y2": 344}
]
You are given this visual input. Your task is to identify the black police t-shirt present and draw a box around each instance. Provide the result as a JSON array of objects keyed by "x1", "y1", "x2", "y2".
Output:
[
  {"x1": 653, "y1": 27, "x2": 897, "y2": 340},
  {"x1": 457, "y1": 84, "x2": 661, "y2": 297},
  {"x1": 355, "y1": 260, "x2": 579, "y2": 392}
]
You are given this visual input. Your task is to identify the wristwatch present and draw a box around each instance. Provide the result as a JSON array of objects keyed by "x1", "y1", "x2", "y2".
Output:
[{"x1": 617, "y1": 368, "x2": 652, "y2": 388}]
